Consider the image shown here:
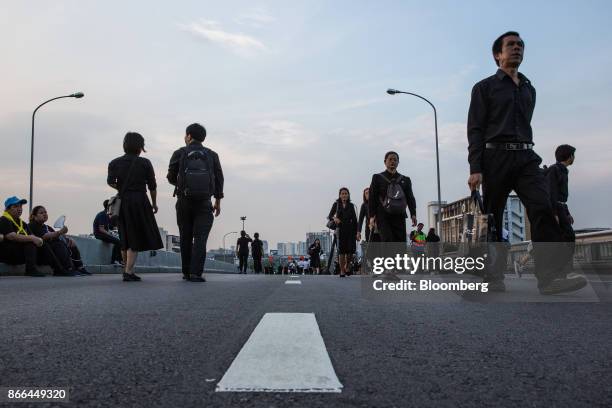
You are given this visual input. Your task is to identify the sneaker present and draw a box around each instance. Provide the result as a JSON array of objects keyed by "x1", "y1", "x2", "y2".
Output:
[
  {"x1": 188, "y1": 275, "x2": 206, "y2": 282},
  {"x1": 539, "y1": 276, "x2": 587, "y2": 295},
  {"x1": 77, "y1": 268, "x2": 92, "y2": 275}
]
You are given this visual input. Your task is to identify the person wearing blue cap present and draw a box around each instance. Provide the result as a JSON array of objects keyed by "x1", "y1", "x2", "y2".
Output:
[{"x1": 0, "y1": 196, "x2": 45, "y2": 276}]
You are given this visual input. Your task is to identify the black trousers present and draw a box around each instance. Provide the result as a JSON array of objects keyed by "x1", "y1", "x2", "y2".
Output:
[
  {"x1": 376, "y1": 209, "x2": 407, "y2": 243},
  {"x1": 253, "y1": 255, "x2": 262, "y2": 273},
  {"x1": 95, "y1": 232, "x2": 122, "y2": 263},
  {"x1": 482, "y1": 149, "x2": 565, "y2": 287},
  {"x1": 0, "y1": 241, "x2": 39, "y2": 273},
  {"x1": 176, "y1": 198, "x2": 214, "y2": 277},
  {"x1": 38, "y1": 240, "x2": 73, "y2": 273},
  {"x1": 238, "y1": 253, "x2": 249, "y2": 273}
]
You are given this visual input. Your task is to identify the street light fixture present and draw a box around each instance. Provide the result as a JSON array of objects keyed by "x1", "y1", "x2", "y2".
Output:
[
  {"x1": 386, "y1": 88, "x2": 443, "y2": 241},
  {"x1": 30, "y1": 92, "x2": 85, "y2": 212},
  {"x1": 240, "y1": 216, "x2": 247, "y2": 231}
]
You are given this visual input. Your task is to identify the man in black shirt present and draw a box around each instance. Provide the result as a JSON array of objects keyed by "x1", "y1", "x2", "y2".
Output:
[
  {"x1": 168, "y1": 123, "x2": 224, "y2": 282},
  {"x1": 467, "y1": 31, "x2": 585, "y2": 294},
  {"x1": 251, "y1": 232, "x2": 264, "y2": 274},
  {"x1": 93, "y1": 200, "x2": 123, "y2": 265},
  {"x1": 0, "y1": 196, "x2": 45, "y2": 276},
  {"x1": 547, "y1": 145, "x2": 576, "y2": 275},
  {"x1": 368, "y1": 151, "x2": 417, "y2": 243},
  {"x1": 236, "y1": 231, "x2": 252, "y2": 274}
]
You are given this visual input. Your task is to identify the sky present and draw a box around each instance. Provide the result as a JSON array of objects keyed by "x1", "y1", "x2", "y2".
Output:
[{"x1": 1, "y1": 0, "x2": 612, "y2": 250}]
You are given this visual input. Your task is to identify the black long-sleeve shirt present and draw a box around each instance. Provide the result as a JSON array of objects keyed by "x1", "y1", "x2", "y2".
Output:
[
  {"x1": 167, "y1": 141, "x2": 224, "y2": 199},
  {"x1": 251, "y1": 239, "x2": 263, "y2": 257},
  {"x1": 108, "y1": 154, "x2": 157, "y2": 192},
  {"x1": 546, "y1": 163, "x2": 569, "y2": 215},
  {"x1": 467, "y1": 69, "x2": 536, "y2": 174},
  {"x1": 368, "y1": 171, "x2": 416, "y2": 218}
]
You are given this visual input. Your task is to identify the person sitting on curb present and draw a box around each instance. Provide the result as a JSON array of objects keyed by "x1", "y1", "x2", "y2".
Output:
[
  {"x1": 29, "y1": 206, "x2": 91, "y2": 276},
  {"x1": 0, "y1": 196, "x2": 45, "y2": 277},
  {"x1": 93, "y1": 200, "x2": 124, "y2": 266}
]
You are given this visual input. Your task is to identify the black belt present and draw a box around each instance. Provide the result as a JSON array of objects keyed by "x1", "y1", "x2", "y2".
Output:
[{"x1": 485, "y1": 142, "x2": 533, "y2": 150}]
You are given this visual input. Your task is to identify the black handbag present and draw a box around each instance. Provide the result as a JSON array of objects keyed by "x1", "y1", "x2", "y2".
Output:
[
  {"x1": 107, "y1": 157, "x2": 138, "y2": 223},
  {"x1": 326, "y1": 200, "x2": 339, "y2": 230}
]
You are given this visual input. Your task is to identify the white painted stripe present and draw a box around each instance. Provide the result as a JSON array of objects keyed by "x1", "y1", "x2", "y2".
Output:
[
  {"x1": 216, "y1": 313, "x2": 343, "y2": 393},
  {"x1": 285, "y1": 280, "x2": 302, "y2": 285}
]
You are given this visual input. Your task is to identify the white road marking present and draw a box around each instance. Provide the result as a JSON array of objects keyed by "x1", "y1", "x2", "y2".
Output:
[
  {"x1": 216, "y1": 313, "x2": 343, "y2": 393},
  {"x1": 285, "y1": 280, "x2": 302, "y2": 285}
]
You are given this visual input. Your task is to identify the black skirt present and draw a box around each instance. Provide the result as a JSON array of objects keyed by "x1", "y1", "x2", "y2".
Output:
[
  {"x1": 118, "y1": 191, "x2": 163, "y2": 251},
  {"x1": 337, "y1": 224, "x2": 357, "y2": 254}
]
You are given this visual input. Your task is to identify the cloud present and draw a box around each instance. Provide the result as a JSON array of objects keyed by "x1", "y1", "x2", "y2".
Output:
[
  {"x1": 180, "y1": 20, "x2": 267, "y2": 56},
  {"x1": 236, "y1": 120, "x2": 319, "y2": 148},
  {"x1": 235, "y1": 8, "x2": 275, "y2": 28}
]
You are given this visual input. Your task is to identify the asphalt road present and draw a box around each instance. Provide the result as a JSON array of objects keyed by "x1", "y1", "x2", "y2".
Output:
[{"x1": 1, "y1": 273, "x2": 611, "y2": 408}]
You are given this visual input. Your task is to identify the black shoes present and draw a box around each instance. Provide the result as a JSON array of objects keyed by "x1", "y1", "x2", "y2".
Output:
[
  {"x1": 123, "y1": 273, "x2": 142, "y2": 282},
  {"x1": 539, "y1": 276, "x2": 587, "y2": 295},
  {"x1": 188, "y1": 275, "x2": 206, "y2": 282}
]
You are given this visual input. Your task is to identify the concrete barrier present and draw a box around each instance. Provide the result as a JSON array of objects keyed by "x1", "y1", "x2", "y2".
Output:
[{"x1": 0, "y1": 235, "x2": 237, "y2": 276}]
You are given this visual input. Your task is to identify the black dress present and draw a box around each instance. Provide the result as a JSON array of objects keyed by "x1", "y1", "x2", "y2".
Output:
[
  {"x1": 328, "y1": 200, "x2": 357, "y2": 255},
  {"x1": 107, "y1": 154, "x2": 163, "y2": 252}
]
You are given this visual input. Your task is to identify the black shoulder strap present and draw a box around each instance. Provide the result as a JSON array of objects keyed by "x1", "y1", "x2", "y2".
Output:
[{"x1": 119, "y1": 157, "x2": 138, "y2": 197}]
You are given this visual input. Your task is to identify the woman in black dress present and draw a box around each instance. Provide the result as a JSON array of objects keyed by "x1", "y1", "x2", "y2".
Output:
[
  {"x1": 308, "y1": 238, "x2": 323, "y2": 275},
  {"x1": 328, "y1": 187, "x2": 358, "y2": 277},
  {"x1": 107, "y1": 132, "x2": 163, "y2": 282}
]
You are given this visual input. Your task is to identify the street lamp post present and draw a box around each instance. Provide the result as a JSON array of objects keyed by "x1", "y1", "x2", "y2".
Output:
[
  {"x1": 223, "y1": 231, "x2": 238, "y2": 263},
  {"x1": 386, "y1": 88, "x2": 443, "y2": 241},
  {"x1": 240, "y1": 216, "x2": 247, "y2": 231},
  {"x1": 30, "y1": 92, "x2": 85, "y2": 212}
]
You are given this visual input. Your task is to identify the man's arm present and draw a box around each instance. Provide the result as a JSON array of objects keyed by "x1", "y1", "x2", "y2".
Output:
[
  {"x1": 212, "y1": 151, "x2": 224, "y2": 200},
  {"x1": 167, "y1": 149, "x2": 182, "y2": 186},
  {"x1": 404, "y1": 177, "x2": 417, "y2": 220},
  {"x1": 467, "y1": 82, "x2": 488, "y2": 190}
]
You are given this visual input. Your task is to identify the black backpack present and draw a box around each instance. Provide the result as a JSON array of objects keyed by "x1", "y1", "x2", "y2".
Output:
[
  {"x1": 379, "y1": 173, "x2": 407, "y2": 215},
  {"x1": 177, "y1": 146, "x2": 214, "y2": 199}
]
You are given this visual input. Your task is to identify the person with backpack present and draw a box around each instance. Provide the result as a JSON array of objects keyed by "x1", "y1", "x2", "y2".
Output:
[
  {"x1": 167, "y1": 123, "x2": 224, "y2": 282},
  {"x1": 328, "y1": 187, "x2": 359, "y2": 278},
  {"x1": 368, "y1": 151, "x2": 417, "y2": 243},
  {"x1": 467, "y1": 31, "x2": 585, "y2": 295},
  {"x1": 108, "y1": 132, "x2": 163, "y2": 282}
]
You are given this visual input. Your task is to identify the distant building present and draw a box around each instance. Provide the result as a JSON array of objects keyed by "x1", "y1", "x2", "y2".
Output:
[
  {"x1": 440, "y1": 194, "x2": 531, "y2": 243},
  {"x1": 426, "y1": 201, "x2": 447, "y2": 233},
  {"x1": 297, "y1": 241, "x2": 308, "y2": 255}
]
